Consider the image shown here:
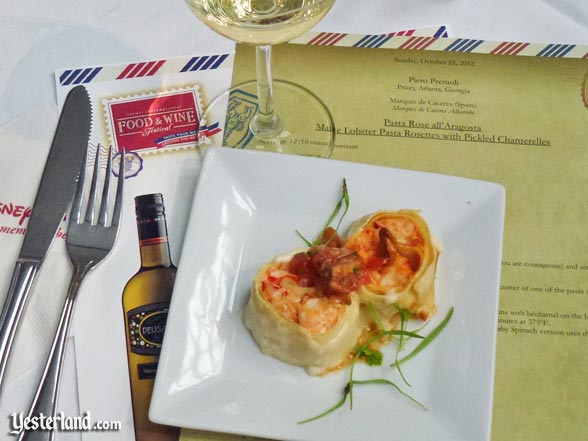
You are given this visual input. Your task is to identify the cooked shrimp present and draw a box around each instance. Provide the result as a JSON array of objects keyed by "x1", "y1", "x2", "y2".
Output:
[
  {"x1": 374, "y1": 217, "x2": 423, "y2": 246},
  {"x1": 260, "y1": 264, "x2": 346, "y2": 335},
  {"x1": 344, "y1": 215, "x2": 424, "y2": 293}
]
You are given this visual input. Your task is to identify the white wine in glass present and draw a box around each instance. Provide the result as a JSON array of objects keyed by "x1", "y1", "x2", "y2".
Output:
[{"x1": 185, "y1": 0, "x2": 337, "y2": 157}]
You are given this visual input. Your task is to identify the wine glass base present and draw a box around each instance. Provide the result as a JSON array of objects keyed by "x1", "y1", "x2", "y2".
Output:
[{"x1": 199, "y1": 79, "x2": 335, "y2": 158}]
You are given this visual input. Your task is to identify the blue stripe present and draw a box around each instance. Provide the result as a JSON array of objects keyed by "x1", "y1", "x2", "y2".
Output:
[
  {"x1": 462, "y1": 39, "x2": 484, "y2": 52},
  {"x1": 551, "y1": 44, "x2": 575, "y2": 57},
  {"x1": 210, "y1": 54, "x2": 229, "y2": 69},
  {"x1": 547, "y1": 44, "x2": 566, "y2": 57},
  {"x1": 434, "y1": 26, "x2": 448, "y2": 38},
  {"x1": 367, "y1": 35, "x2": 391, "y2": 48},
  {"x1": 445, "y1": 39, "x2": 465, "y2": 51},
  {"x1": 447, "y1": 39, "x2": 483, "y2": 52},
  {"x1": 354, "y1": 34, "x2": 375, "y2": 47},
  {"x1": 180, "y1": 57, "x2": 199, "y2": 72},
  {"x1": 545, "y1": 44, "x2": 562, "y2": 57},
  {"x1": 59, "y1": 70, "x2": 72, "y2": 85},
  {"x1": 362, "y1": 35, "x2": 382, "y2": 48},
  {"x1": 200, "y1": 55, "x2": 219, "y2": 70},
  {"x1": 84, "y1": 67, "x2": 102, "y2": 83},
  {"x1": 537, "y1": 44, "x2": 555, "y2": 57},
  {"x1": 190, "y1": 56, "x2": 210, "y2": 71},
  {"x1": 73, "y1": 68, "x2": 93, "y2": 85},
  {"x1": 201, "y1": 122, "x2": 220, "y2": 131},
  {"x1": 453, "y1": 39, "x2": 474, "y2": 52},
  {"x1": 62, "y1": 68, "x2": 82, "y2": 86}
]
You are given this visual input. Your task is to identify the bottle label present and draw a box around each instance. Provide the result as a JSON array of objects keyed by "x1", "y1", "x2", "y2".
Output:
[
  {"x1": 127, "y1": 302, "x2": 169, "y2": 356},
  {"x1": 137, "y1": 362, "x2": 159, "y2": 380}
]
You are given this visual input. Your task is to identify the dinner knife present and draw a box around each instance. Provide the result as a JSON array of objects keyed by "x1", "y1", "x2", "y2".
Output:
[{"x1": 0, "y1": 85, "x2": 92, "y2": 394}]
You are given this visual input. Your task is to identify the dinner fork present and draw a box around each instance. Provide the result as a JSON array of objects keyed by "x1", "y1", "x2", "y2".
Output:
[{"x1": 20, "y1": 145, "x2": 125, "y2": 441}]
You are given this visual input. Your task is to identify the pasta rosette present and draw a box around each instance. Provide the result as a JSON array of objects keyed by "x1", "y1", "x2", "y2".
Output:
[
  {"x1": 244, "y1": 208, "x2": 440, "y2": 375},
  {"x1": 344, "y1": 210, "x2": 440, "y2": 325},
  {"x1": 244, "y1": 244, "x2": 367, "y2": 375}
]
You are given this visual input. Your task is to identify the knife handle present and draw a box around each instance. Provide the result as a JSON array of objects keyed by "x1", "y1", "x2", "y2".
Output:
[
  {"x1": 18, "y1": 265, "x2": 88, "y2": 441},
  {"x1": 0, "y1": 260, "x2": 40, "y2": 393}
]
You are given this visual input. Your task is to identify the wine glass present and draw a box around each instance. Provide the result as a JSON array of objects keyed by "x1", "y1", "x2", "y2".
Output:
[{"x1": 185, "y1": 0, "x2": 337, "y2": 157}]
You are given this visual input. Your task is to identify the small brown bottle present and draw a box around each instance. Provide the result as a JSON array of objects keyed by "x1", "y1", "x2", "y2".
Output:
[{"x1": 122, "y1": 194, "x2": 179, "y2": 441}]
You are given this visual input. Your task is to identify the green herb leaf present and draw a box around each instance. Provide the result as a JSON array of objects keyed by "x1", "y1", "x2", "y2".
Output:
[
  {"x1": 349, "y1": 328, "x2": 422, "y2": 408},
  {"x1": 354, "y1": 346, "x2": 383, "y2": 366},
  {"x1": 351, "y1": 379, "x2": 427, "y2": 411},
  {"x1": 295, "y1": 229, "x2": 312, "y2": 247},
  {"x1": 396, "y1": 307, "x2": 454, "y2": 366},
  {"x1": 392, "y1": 304, "x2": 413, "y2": 386},
  {"x1": 335, "y1": 179, "x2": 350, "y2": 231},
  {"x1": 314, "y1": 179, "x2": 350, "y2": 245},
  {"x1": 301, "y1": 307, "x2": 454, "y2": 424},
  {"x1": 297, "y1": 385, "x2": 350, "y2": 424}
]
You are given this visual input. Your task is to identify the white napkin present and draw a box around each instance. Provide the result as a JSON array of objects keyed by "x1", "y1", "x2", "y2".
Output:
[
  {"x1": 0, "y1": 103, "x2": 79, "y2": 441},
  {"x1": 0, "y1": 102, "x2": 74, "y2": 382}
]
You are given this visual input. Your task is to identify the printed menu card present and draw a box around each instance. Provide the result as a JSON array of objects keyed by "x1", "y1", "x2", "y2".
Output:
[{"x1": 198, "y1": 39, "x2": 588, "y2": 441}]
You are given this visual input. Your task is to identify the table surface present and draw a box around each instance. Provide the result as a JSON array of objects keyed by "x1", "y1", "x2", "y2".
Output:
[{"x1": 1, "y1": 1, "x2": 588, "y2": 440}]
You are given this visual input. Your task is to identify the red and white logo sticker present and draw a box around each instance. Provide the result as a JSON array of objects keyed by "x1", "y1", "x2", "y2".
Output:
[{"x1": 103, "y1": 86, "x2": 205, "y2": 154}]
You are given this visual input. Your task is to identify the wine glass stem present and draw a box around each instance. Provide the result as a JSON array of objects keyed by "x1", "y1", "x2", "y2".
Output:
[{"x1": 252, "y1": 45, "x2": 282, "y2": 137}]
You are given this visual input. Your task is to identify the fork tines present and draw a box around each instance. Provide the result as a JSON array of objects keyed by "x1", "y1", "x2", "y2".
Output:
[{"x1": 71, "y1": 145, "x2": 125, "y2": 227}]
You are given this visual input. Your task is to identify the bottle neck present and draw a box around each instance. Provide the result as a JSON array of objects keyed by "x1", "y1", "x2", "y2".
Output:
[{"x1": 136, "y1": 215, "x2": 173, "y2": 269}]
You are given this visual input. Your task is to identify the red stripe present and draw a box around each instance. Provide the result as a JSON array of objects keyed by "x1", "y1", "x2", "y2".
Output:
[
  {"x1": 406, "y1": 29, "x2": 415, "y2": 36},
  {"x1": 136, "y1": 61, "x2": 156, "y2": 78},
  {"x1": 491, "y1": 41, "x2": 510, "y2": 55},
  {"x1": 327, "y1": 33, "x2": 346, "y2": 46},
  {"x1": 308, "y1": 32, "x2": 327, "y2": 45},
  {"x1": 409, "y1": 37, "x2": 434, "y2": 50},
  {"x1": 146, "y1": 59, "x2": 166, "y2": 76},
  {"x1": 117, "y1": 63, "x2": 136, "y2": 79},
  {"x1": 318, "y1": 32, "x2": 342, "y2": 46},
  {"x1": 508, "y1": 42, "x2": 529, "y2": 55},
  {"x1": 419, "y1": 37, "x2": 436, "y2": 50},
  {"x1": 127, "y1": 62, "x2": 147, "y2": 78},
  {"x1": 399, "y1": 36, "x2": 420, "y2": 50},
  {"x1": 315, "y1": 32, "x2": 336, "y2": 45}
]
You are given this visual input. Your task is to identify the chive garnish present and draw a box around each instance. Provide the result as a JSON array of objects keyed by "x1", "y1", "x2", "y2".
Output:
[
  {"x1": 295, "y1": 229, "x2": 312, "y2": 246},
  {"x1": 298, "y1": 377, "x2": 425, "y2": 424},
  {"x1": 351, "y1": 379, "x2": 426, "y2": 410},
  {"x1": 396, "y1": 307, "x2": 454, "y2": 366},
  {"x1": 297, "y1": 385, "x2": 351, "y2": 424},
  {"x1": 349, "y1": 329, "x2": 423, "y2": 409},
  {"x1": 298, "y1": 307, "x2": 454, "y2": 424},
  {"x1": 315, "y1": 178, "x2": 349, "y2": 244},
  {"x1": 296, "y1": 179, "x2": 350, "y2": 246},
  {"x1": 393, "y1": 305, "x2": 413, "y2": 386}
]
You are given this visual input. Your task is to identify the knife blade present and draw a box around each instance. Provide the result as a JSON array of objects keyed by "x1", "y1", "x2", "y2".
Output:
[{"x1": 0, "y1": 85, "x2": 92, "y2": 393}]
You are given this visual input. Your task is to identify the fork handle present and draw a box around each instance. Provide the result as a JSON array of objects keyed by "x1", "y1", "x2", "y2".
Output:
[
  {"x1": 0, "y1": 260, "x2": 40, "y2": 392},
  {"x1": 19, "y1": 264, "x2": 89, "y2": 441}
]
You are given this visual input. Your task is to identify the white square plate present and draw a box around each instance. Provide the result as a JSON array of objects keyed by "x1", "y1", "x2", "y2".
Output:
[{"x1": 150, "y1": 148, "x2": 505, "y2": 441}]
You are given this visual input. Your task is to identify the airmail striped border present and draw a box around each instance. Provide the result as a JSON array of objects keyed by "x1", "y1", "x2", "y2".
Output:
[
  {"x1": 57, "y1": 53, "x2": 233, "y2": 86},
  {"x1": 304, "y1": 25, "x2": 449, "y2": 48},
  {"x1": 291, "y1": 32, "x2": 588, "y2": 59}
]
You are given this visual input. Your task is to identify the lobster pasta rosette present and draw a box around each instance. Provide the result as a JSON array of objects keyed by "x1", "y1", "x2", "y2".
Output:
[
  {"x1": 244, "y1": 232, "x2": 368, "y2": 376},
  {"x1": 344, "y1": 210, "x2": 440, "y2": 326}
]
